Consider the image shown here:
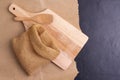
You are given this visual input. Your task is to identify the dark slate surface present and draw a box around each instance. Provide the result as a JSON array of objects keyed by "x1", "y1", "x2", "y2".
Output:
[{"x1": 75, "y1": 0, "x2": 120, "y2": 80}]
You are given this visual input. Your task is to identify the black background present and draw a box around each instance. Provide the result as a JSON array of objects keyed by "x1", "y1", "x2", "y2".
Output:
[{"x1": 75, "y1": 0, "x2": 120, "y2": 80}]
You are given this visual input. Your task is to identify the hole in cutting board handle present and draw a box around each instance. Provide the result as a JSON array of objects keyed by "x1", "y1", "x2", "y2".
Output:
[{"x1": 13, "y1": 7, "x2": 15, "y2": 10}]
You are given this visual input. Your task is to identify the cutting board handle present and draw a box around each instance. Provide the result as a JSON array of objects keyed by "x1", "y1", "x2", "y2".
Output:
[{"x1": 9, "y1": 3, "x2": 30, "y2": 17}]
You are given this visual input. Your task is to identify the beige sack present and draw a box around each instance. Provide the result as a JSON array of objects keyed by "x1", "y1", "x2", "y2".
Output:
[{"x1": 12, "y1": 31, "x2": 50, "y2": 75}]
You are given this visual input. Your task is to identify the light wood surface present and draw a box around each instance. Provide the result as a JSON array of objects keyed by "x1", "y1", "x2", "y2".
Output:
[
  {"x1": 14, "y1": 14, "x2": 53, "y2": 25},
  {"x1": 9, "y1": 3, "x2": 88, "y2": 70}
]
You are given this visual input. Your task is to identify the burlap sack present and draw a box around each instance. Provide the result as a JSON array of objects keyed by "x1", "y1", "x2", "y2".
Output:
[
  {"x1": 0, "y1": 0, "x2": 79, "y2": 80},
  {"x1": 12, "y1": 29, "x2": 50, "y2": 75}
]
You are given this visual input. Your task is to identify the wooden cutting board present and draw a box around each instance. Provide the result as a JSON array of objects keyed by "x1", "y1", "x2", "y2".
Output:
[{"x1": 9, "y1": 3, "x2": 88, "y2": 70}]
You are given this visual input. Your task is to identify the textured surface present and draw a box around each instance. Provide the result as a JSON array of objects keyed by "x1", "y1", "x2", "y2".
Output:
[{"x1": 76, "y1": 0, "x2": 120, "y2": 80}]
